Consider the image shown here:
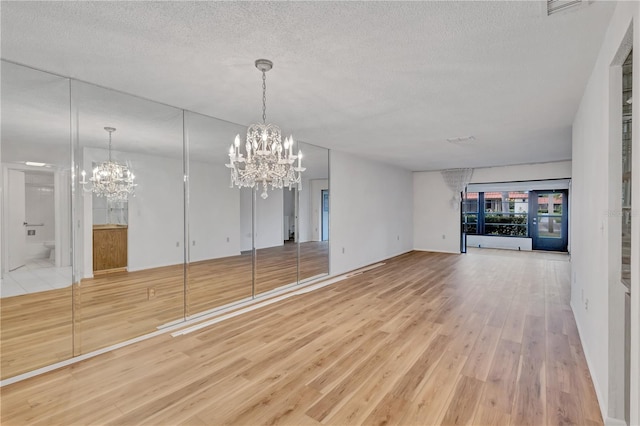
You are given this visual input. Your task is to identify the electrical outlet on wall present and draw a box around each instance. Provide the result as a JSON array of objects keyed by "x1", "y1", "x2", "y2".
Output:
[{"x1": 147, "y1": 288, "x2": 156, "y2": 300}]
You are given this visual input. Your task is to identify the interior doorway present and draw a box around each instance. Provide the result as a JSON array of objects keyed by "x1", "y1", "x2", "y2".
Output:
[{"x1": 2, "y1": 167, "x2": 72, "y2": 297}]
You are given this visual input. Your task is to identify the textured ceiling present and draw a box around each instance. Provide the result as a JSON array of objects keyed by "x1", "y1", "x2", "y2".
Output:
[{"x1": 1, "y1": 1, "x2": 615, "y2": 171}]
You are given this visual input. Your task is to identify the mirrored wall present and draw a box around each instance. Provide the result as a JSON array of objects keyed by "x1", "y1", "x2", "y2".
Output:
[
  {"x1": 1, "y1": 62, "x2": 73, "y2": 379},
  {"x1": 0, "y1": 61, "x2": 330, "y2": 380}
]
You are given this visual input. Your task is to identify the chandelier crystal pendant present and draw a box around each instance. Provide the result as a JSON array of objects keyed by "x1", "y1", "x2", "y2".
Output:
[
  {"x1": 226, "y1": 59, "x2": 305, "y2": 199},
  {"x1": 80, "y1": 127, "x2": 137, "y2": 201}
]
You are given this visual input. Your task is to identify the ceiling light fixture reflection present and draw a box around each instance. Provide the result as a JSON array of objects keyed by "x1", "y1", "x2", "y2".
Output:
[
  {"x1": 25, "y1": 161, "x2": 46, "y2": 167},
  {"x1": 226, "y1": 59, "x2": 305, "y2": 199},
  {"x1": 80, "y1": 127, "x2": 136, "y2": 201}
]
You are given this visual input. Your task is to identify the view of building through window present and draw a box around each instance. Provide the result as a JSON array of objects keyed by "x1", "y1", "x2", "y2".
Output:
[{"x1": 463, "y1": 191, "x2": 529, "y2": 237}]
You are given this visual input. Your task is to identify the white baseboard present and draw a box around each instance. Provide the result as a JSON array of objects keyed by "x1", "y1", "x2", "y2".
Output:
[
  {"x1": 604, "y1": 416, "x2": 627, "y2": 425},
  {"x1": 570, "y1": 300, "x2": 608, "y2": 424},
  {"x1": 413, "y1": 248, "x2": 460, "y2": 254}
]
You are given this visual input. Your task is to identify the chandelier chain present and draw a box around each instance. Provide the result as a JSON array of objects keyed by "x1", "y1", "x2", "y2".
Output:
[
  {"x1": 262, "y1": 71, "x2": 267, "y2": 124},
  {"x1": 108, "y1": 130, "x2": 112, "y2": 162}
]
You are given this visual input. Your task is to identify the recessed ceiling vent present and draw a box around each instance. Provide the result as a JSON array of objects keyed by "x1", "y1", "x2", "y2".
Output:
[
  {"x1": 447, "y1": 135, "x2": 476, "y2": 144},
  {"x1": 547, "y1": 0, "x2": 583, "y2": 16}
]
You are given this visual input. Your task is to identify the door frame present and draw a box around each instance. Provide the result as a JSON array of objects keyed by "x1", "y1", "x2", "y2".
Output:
[{"x1": 321, "y1": 189, "x2": 329, "y2": 242}]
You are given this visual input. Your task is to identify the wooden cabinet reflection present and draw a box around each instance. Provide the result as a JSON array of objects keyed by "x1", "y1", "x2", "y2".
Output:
[{"x1": 93, "y1": 224, "x2": 128, "y2": 274}]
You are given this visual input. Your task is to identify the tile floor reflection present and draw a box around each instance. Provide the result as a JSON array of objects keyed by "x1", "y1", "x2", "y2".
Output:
[{"x1": 1, "y1": 259, "x2": 72, "y2": 297}]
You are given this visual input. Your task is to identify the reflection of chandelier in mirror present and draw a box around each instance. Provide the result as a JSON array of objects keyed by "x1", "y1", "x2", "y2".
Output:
[
  {"x1": 80, "y1": 126, "x2": 136, "y2": 201},
  {"x1": 226, "y1": 59, "x2": 305, "y2": 199}
]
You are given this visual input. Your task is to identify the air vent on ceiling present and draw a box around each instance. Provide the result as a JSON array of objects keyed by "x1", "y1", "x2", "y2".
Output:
[
  {"x1": 547, "y1": 0, "x2": 583, "y2": 16},
  {"x1": 447, "y1": 135, "x2": 476, "y2": 144}
]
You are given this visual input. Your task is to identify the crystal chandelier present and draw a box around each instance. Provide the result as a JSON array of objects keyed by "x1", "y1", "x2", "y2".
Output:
[
  {"x1": 226, "y1": 59, "x2": 305, "y2": 199},
  {"x1": 80, "y1": 127, "x2": 136, "y2": 201}
]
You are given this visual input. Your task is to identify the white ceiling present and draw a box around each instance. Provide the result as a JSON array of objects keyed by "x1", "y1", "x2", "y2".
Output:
[
  {"x1": 1, "y1": 1, "x2": 615, "y2": 171},
  {"x1": 1, "y1": 61, "x2": 328, "y2": 179}
]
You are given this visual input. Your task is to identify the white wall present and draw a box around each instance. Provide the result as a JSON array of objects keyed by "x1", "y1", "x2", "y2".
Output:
[
  {"x1": 25, "y1": 173, "x2": 54, "y2": 252},
  {"x1": 240, "y1": 188, "x2": 253, "y2": 252},
  {"x1": 413, "y1": 161, "x2": 571, "y2": 254},
  {"x1": 255, "y1": 188, "x2": 284, "y2": 250},
  {"x1": 309, "y1": 179, "x2": 328, "y2": 242},
  {"x1": 81, "y1": 149, "x2": 249, "y2": 273},
  {"x1": 120, "y1": 151, "x2": 185, "y2": 272},
  {"x1": 330, "y1": 150, "x2": 413, "y2": 276},
  {"x1": 298, "y1": 178, "x2": 310, "y2": 243},
  {"x1": 413, "y1": 171, "x2": 461, "y2": 253},
  {"x1": 54, "y1": 170, "x2": 71, "y2": 267},
  {"x1": 239, "y1": 188, "x2": 285, "y2": 251},
  {"x1": 467, "y1": 235, "x2": 532, "y2": 251},
  {"x1": 188, "y1": 161, "x2": 241, "y2": 262},
  {"x1": 25, "y1": 186, "x2": 54, "y2": 259},
  {"x1": 298, "y1": 177, "x2": 326, "y2": 243},
  {"x1": 82, "y1": 147, "x2": 184, "y2": 275},
  {"x1": 571, "y1": 3, "x2": 639, "y2": 424},
  {"x1": 470, "y1": 161, "x2": 571, "y2": 183}
]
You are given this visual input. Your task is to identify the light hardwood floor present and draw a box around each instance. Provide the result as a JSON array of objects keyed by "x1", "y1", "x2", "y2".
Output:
[
  {"x1": 1, "y1": 249, "x2": 601, "y2": 425},
  {"x1": 1, "y1": 242, "x2": 329, "y2": 379}
]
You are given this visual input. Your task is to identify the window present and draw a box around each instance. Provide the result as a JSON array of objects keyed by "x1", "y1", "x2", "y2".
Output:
[
  {"x1": 464, "y1": 191, "x2": 529, "y2": 237},
  {"x1": 462, "y1": 193, "x2": 478, "y2": 234}
]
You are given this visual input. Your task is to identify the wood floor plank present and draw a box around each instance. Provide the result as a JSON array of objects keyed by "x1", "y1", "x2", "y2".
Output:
[
  {"x1": 0, "y1": 249, "x2": 603, "y2": 426},
  {"x1": 479, "y1": 339, "x2": 521, "y2": 414},
  {"x1": 440, "y1": 375, "x2": 484, "y2": 425},
  {"x1": 511, "y1": 315, "x2": 546, "y2": 426},
  {"x1": 546, "y1": 388, "x2": 586, "y2": 426},
  {"x1": 389, "y1": 333, "x2": 450, "y2": 401},
  {"x1": 460, "y1": 324, "x2": 501, "y2": 381},
  {"x1": 361, "y1": 392, "x2": 409, "y2": 426},
  {"x1": 328, "y1": 330, "x2": 438, "y2": 425},
  {"x1": 473, "y1": 403, "x2": 512, "y2": 426},
  {"x1": 401, "y1": 350, "x2": 468, "y2": 425}
]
